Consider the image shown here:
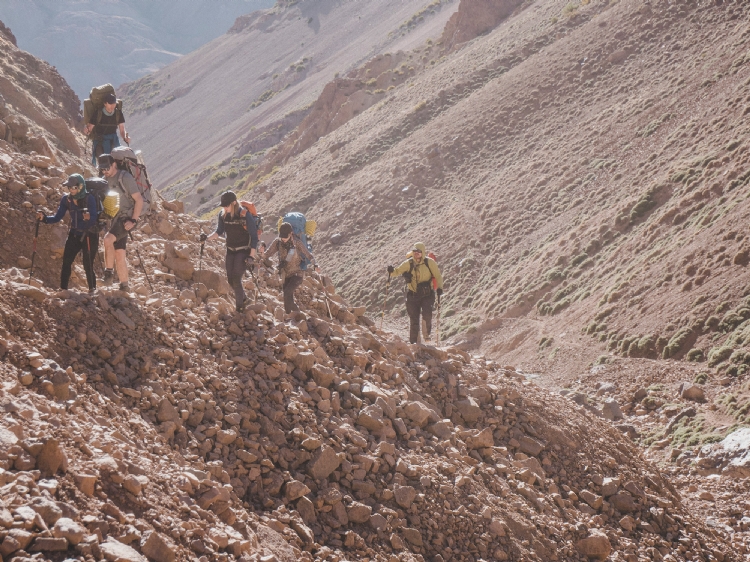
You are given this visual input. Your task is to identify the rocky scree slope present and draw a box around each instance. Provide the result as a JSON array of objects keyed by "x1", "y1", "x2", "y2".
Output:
[
  {"x1": 121, "y1": 0, "x2": 460, "y2": 205},
  {"x1": 0, "y1": 8, "x2": 742, "y2": 562},
  {"x1": 0, "y1": 235, "x2": 739, "y2": 562},
  {"x1": 225, "y1": 0, "x2": 750, "y2": 380}
]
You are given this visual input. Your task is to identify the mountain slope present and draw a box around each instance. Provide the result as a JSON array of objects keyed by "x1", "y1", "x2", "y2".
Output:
[
  {"x1": 217, "y1": 0, "x2": 750, "y2": 383},
  {"x1": 0, "y1": 0, "x2": 273, "y2": 100},
  {"x1": 121, "y1": 0, "x2": 460, "y2": 202}
]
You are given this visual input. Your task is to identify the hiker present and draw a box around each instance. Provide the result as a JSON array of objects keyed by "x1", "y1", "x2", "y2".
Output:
[
  {"x1": 84, "y1": 92, "x2": 130, "y2": 165},
  {"x1": 265, "y1": 222, "x2": 317, "y2": 314},
  {"x1": 387, "y1": 242, "x2": 443, "y2": 344},
  {"x1": 36, "y1": 174, "x2": 99, "y2": 293},
  {"x1": 98, "y1": 153, "x2": 144, "y2": 292},
  {"x1": 204, "y1": 191, "x2": 258, "y2": 312}
]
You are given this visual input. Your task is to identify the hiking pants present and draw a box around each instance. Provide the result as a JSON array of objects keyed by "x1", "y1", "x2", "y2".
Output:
[
  {"x1": 406, "y1": 289, "x2": 435, "y2": 344},
  {"x1": 92, "y1": 133, "x2": 120, "y2": 166},
  {"x1": 61, "y1": 231, "x2": 98, "y2": 291},
  {"x1": 283, "y1": 274, "x2": 304, "y2": 313},
  {"x1": 225, "y1": 249, "x2": 249, "y2": 309}
]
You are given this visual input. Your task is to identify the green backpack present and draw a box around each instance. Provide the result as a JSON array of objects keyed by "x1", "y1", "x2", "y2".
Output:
[{"x1": 83, "y1": 84, "x2": 123, "y2": 127}]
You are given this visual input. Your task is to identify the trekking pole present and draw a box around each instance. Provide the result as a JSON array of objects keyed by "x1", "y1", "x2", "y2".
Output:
[
  {"x1": 247, "y1": 261, "x2": 264, "y2": 301},
  {"x1": 322, "y1": 290, "x2": 333, "y2": 319},
  {"x1": 129, "y1": 231, "x2": 153, "y2": 293},
  {"x1": 436, "y1": 294, "x2": 442, "y2": 346},
  {"x1": 28, "y1": 217, "x2": 41, "y2": 284},
  {"x1": 379, "y1": 274, "x2": 390, "y2": 331}
]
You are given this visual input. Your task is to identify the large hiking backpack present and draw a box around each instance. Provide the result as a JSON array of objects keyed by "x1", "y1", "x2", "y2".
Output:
[
  {"x1": 279, "y1": 212, "x2": 314, "y2": 270},
  {"x1": 83, "y1": 84, "x2": 123, "y2": 128},
  {"x1": 238, "y1": 201, "x2": 263, "y2": 237},
  {"x1": 110, "y1": 146, "x2": 152, "y2": 215}
]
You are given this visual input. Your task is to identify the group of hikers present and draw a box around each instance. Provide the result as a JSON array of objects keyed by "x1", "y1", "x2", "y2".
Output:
[{"x1": 33, "y1": 84, "x2": 445, "y2": 345}]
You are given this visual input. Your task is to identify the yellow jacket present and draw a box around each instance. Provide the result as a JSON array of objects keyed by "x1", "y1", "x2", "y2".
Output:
[{"x1": 390, "y1": 242, "x2": 443, "y2": 293}]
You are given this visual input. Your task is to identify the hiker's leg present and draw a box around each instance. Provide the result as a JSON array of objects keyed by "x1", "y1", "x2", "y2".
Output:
[
  {"x1": 422, "y1": 291, "x2": 435, "y2": 338},
  {"x1": 406, "y1": 292, "x2": 421, "y2": 344},
  {"x1": 60, "y1": 233, "x2": 80, "y2": 290},
  {"x1": 225, "y1": 251, "x2": 246, "y2": 308},
  {"x1": 83, "y1": 232, "x2": 98, "y2": 290},
  {"x1": 115, "y1": 249, "x2": 128, "y2": 284},
  {"x1": 103, "y1": 232, "x2": 116, "y2": 269},
  {"x1": 283, "y1": 274, "x2": 303, "y2": 313}
]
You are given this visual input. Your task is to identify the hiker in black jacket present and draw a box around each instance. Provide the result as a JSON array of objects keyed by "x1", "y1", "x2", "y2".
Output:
[
  {"x1": 84, "y1": 92, "x2": 130, "y2": 166},
  {"x1": 205, "y1": 191, "x2": 258, "y2": 312},
  {"x1": 37, "y1": 174, "x2": 99, "y2": 293}
]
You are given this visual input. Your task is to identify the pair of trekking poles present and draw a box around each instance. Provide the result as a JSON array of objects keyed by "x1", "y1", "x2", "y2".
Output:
[{"x1": 379, "y1": 273, "x2": 441, "y2": 345}]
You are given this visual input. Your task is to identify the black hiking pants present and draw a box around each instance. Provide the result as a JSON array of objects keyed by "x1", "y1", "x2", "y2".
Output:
[
  {"x1": 225, "y1": 249, "x2": 249, "y2": 310},
  {"x1": 61, "y1": 231, "x2": 98, "y2": 291},
  {"x1": 283, "y1": 274, "x2": 304, "y2": 313},
  {"x1": 406, "y1": 287, "x2": 435, "y2": 344}
]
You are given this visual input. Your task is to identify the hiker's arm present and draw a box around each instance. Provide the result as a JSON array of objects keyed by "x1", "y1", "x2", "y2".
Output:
[
  {"x1": 40, "y1": 196, "x2": 68, "y2": 224},
  {"x1": 390, "y1": 260, "x2": 410, "y2": 278},
  {"x1": 124, "y1": 192, "x2": 143, "y2": 231},
  {"x1": 118, "y1": 122, "x2": 130, "y2": 144},
  {"x1": 80, "y1": 194, "x2": 98, "y2": 230},
  {"x1": 207, "y1": 212, "x2": 224, "y2": 242},
  {"x1": 246, "y1": 213, "x2": 258, "y2": 258},
  {"x1": 430, "y1": 261, "x2": 444, "y2": 290},
  {"x1": 264, "y1": 239, "x2": 279, "y2": 259}
]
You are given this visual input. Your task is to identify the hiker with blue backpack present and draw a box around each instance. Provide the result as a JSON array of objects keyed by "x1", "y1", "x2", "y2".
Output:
[
  {"x1": 387, "y1": 242, "x2": 443, "y2": 344},
  {"x1": 36, "y1": 174, "x2": 99, "y2": 293},
  {"x1": 204, "y1": 191, "x2": 259, "y2": 312},
  {"x1": 265, "y1": 215, "x2": 317, "y2": 314}
]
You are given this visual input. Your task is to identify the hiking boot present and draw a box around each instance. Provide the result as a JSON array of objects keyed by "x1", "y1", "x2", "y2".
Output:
[
  {"x1": 424, "y1": 333, "x2": 431, "y2": 343},
  {"x1": 119, "y1": 283, "x2": 130, "y2": 293},
  {"x1": 88, "y1": 287, "x2": 97, "y2": 295},
  {"x1": 103, "y1": 268, "x2": 114, "y2": 286},
  {"x1": 236, "y1": 300, "x2": 246, "y2": 313}
]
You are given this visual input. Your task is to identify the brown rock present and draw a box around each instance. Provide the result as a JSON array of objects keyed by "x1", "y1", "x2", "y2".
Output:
[
  {"x1": 403, "y1": 401, "x2": 432, "y2": 426},
  {"x1": 394, "y1": 485, "x2": 417, "y2": 508},
  {"x1": 467, "y1": 427, "x2": 494, "y2": 449},
  {"x1": 29, "y1": 536, "x2": 68, "y2": 552},
  {"x1": 358, "y1": 404, "x2": 384, "y2": 431},
  {"x1": 292, "y1": 351, "x2": 315, "y2": 372},
  {"x1": 100, "y1": 537, "x2": 147, "y2": 561},
  {"x1": 157, "y1": 398, "x2": 180, "y2": 424},
  {"x1": 308, "y1": 446, "x2": 341, "y2": 480},
  {"x1": 576, "y1": 531, "x2": 611, "y2": 560},
  {"x1": 52, "y1": 517, "x2": 85, "y2": 545},
  {"x1": 402, "y1": 527, "x2": 423, "y2": 546},
  {"x1": 609, "y1": 492, "x2": 636, "y2": 513},
  {"x1": 141, "y1": 531, "x2": 176, "y2": 562},
  {"x1": 347, "y1": 502, "x2": 372, "y2": 524},
  {"x1": 311, "y1": 364, "x2": 335, "y2": 387},
  {"x1": 285, "y1": 479, "x2": 311, "y2": 501},
  {"x1": 37, "y1": 438, "x2": 66, "y2": 477},
  {"x1": 579, "y1": 490, "x2": 603, "y2": 510},
  {"x1": 74, "y1": 473, "x2": 97, "y2": 496},
  {"x1": 123, "y1": 474, "x2": 149, "y2": 496},
  {"x1": 297, "y1": 496, "x2": 316, "y2": 524},
  {"x1": 30, "y1": 497, "x2": 62, "y2": 525},
  {"x1": 518, "y1": 435, "x2": 545, "y2": 456}
]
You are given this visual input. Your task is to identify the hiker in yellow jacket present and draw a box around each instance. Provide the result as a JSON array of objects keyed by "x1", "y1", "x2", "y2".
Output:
[{"x1": 387, "y1": 242, "x2": 443, "y2": 344}]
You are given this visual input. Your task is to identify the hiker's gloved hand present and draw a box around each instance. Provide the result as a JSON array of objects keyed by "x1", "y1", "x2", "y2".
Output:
[
  {"x1": 246, "y1": 262, "x2": 255, "y2": 273},
  {"x1": 387, "y1": 265, "x2": 394, "y2": 274},
  {"x1": 199, "y1": 233, "x2": 207, "y2": 242},
  {"x1": 36, "y1": 212, "x2": 45, "y2": 222},
  {"x1": 437, "y1": 288, "x2": 443, "y2": 296},
  {"x1": 277, "y1": 261, "x2": 285, "y2": 274}
]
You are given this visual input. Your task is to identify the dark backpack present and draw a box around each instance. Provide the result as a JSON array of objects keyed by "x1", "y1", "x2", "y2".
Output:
[{"x1": 83, "y1": 177, "x2": 111, "y2": 224}]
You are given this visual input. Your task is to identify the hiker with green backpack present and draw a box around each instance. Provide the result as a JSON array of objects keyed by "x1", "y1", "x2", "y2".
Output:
[
  {"x1": 204, "y1": 191, "x2": 259, "y2": 312},
  {"x1": 83, "y1": 85, "x2": 130, "y2": 166},
  {"x1": 387, "y1": 242, "x2": 443, "y2": 344},
  {"x1": 36, "y1": 174, "x2": 99, "y2": 293}
]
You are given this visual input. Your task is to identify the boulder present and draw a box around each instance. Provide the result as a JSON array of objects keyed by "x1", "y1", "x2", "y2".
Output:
[
  {"x1": 403, "y1": 401, "x2": 432, "y2": 426},
  {"x1": 100, "y1": 537, "x2": 147, "y2": 561},
  {"x1": 696, "y1": 427, "x2": 750, "y2": 477},
  {"x1": 140, "y1": 531, "x2": 176, "y2": 562},
  {"x1": 466, "y1": 427, "x2": 494, "y2": 449},
  {"x1": 679, "y1": 382, "x2": 705, "y2": 402},
  {"x1": 308, "y1": 446, "x2": 341, "y2": 480},
  {"x1": 36, "y1": 439, "x2": 66, "y2": 477},
  {"x1": 454, "y1": 397, "x2": 481, "y2": 423},
  {"x1": 394, "y1": 485, "x2": 417, "y2": 509},
  {"x1": 601, "y1": 399, "x2": 623, "y2": 421},
  {"x1": 347, "y1": 502, "x2": 372, "y2": 524},
  {"x1": 285, "y1": 480, "x2": 311, "y2": 501},
  {"x1": 609, "y1": 493, "x2": 636, "y2": 513},
  {"x1": 52, "y1": 517, "x2": 85, "y2": 545},
  {"x1": 518, "y1": 435, "x2": 544, "y2": 457},
  {"x1": 576, "y1": 531, "x2": 611, "y2": 560},
  {"x1": 311, "y1": 364, "x2": 335, "y2": 387},
  {"x1": 358, "y1": 404, "x2": 384, "y2": 431}
]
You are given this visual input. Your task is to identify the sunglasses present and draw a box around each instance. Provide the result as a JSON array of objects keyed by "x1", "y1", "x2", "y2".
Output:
[
  {"x1": 66, "y1": 184, "x2": 82, "y2": 191},
  {"x1": 413, "y1": 250, "x2": 423, "y2": 254}
]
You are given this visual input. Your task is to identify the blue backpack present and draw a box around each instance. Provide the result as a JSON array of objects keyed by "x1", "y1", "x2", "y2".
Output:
[{"x1": 281, "y1": 212, "x2": 313, "y2": 270}]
